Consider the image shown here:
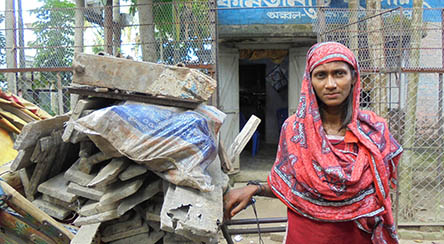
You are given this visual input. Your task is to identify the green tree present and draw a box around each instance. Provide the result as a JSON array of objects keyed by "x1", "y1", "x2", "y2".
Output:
[
  {"x1": 124, "y1": 0, "x2": 214, "y2": 64},
  {"x1": 30, "y1": 0, "x2": 75, "y2": 68},
  {"x1": 0, "y1": 14, "x2": 6, "y2": 88},
  {"x1": 29, "y1": 0, "x2": 75, "y2": 114},
  {"x1": 0, "y1": 14, "x2": 6, "y2": 66}
]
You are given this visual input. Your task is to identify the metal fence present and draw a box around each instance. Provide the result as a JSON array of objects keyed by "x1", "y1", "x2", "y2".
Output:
[
  {"x1": 316, "y1": 7, "x2": 444, "y2": 224},
  {"x1": 0, "y1": 1, "x2": 216, "y2": 114}
]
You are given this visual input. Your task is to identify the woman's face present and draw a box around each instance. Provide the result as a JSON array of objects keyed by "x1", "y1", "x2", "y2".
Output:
[{"x1": 311, "y1": 61, "x2": 354, "y2": 108}]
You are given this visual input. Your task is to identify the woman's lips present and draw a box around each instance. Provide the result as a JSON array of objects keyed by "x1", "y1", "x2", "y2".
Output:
[{"x1": 324, "y1": 93, "x2": 340, "y2": 99}]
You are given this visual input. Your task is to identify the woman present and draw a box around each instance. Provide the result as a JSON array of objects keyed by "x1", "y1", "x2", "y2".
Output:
[{"x1": 223, "y1": 42, "x2": 403, "y2": 244}]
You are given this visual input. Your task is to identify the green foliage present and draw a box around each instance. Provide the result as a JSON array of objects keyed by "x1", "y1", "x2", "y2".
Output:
[
  {"x1": 30, "y1": 0, "x2": 75, "y2": 68},
  {"x1": 123, "y1": 0, "x2": 213, "y2": 64},
  {"x1": 92, "y1": 28, "x2": 105, "y2": 54},
  {"x1": 0, "y1": 14, "x2": 6, "y2": 65},
  {"x1": 29, "y1": 0, "x2": 75, "y2": 88},
  {"x1": 152, "y1": 0, "x2": 213, "y2": 64}
]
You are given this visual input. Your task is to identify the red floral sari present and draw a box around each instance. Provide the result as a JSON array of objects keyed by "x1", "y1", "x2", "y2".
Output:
[{"x1": 268, "y1": 42, "x2": 403, "y2": 244}]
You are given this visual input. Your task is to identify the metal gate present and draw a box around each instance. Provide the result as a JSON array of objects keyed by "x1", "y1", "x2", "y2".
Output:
[{"x1": 316, "y1": 7, "x2": 444, "y2": 224}]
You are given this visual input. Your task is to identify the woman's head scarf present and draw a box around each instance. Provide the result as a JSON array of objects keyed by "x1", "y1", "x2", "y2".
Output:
[{"x1": 268, "y1": 42, "x2": 403, "y2": 244}]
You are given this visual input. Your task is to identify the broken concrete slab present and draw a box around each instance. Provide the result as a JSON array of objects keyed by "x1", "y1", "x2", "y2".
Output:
[
  {"x1": 109, "y1": 229, "x2": 165, "y2": 244},
  {"x1": 160, "y1": 156, "x2": 224, "y2": 243},
  {"x1": 88, "y1": 158, "x2": 129, "y2": 188},
  {"x1": 119, "y1": 164, "x2": 147, "y2": 181},
  {"x1": 38, "y1": 173, "x2": 78, "y2": 203},
  {"x1": 99, "y1": 178, "x2": 143, "y2": 206},
  {"x1": 64, "y1": 159, "x2": 97, "y2": 186},
  {"x1": 72, "y1": 52, "x2": 216, "y2": 102},
  {"x1": 67, "y1": 182, "x2": 106, "y2": 201},
  {"x1": 117, "y1": 179, "x2": 162, "y2": 216},
  {"x1": 32, "y1": 198, "x2": 72, "y2": 220},
  {"x1": 71, "y1": 223, "x2": 101, "y2": 244},
  {"x1": 78, "y1": 200, "x2": 119, "y2": 217},
  {"x1": 74, "y1": 209, "x2": 119, "y2": 225},
  {"x1": 10, "y1": 147, "x2": 34, "y2": 171},
  {"x1": 14, "y1": 114, "x2": 69, "y2": 150},
  {"x1": 41, "y1": 194, "x2": 85, "y2": 212}
]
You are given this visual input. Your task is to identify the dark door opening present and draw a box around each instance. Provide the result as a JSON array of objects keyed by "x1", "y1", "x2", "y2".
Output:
[{"x1": 239, "y1": 64, "x2": 266, "y2": 146}]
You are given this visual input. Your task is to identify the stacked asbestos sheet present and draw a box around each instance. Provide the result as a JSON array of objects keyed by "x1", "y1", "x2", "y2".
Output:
[{"x1": 10, "y1": 53, "x2": 241, "y2": 244}]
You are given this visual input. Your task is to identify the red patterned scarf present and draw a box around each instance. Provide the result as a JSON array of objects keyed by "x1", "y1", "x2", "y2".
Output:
[{"x1": 268, "y1": 42, "x2": 403, "y2": 244}]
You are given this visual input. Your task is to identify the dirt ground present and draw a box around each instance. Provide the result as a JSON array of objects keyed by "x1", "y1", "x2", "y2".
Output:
[{"x1": 220, "y1": 185, "x2": 443, "y2": 244}]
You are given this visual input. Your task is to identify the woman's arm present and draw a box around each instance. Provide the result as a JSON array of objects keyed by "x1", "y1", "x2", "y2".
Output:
[{"x1": 223, "y1": 182, "x2": 276, "y2": 220}]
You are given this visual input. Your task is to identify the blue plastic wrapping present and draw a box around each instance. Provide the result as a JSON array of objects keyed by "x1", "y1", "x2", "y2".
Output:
[{"x1": 73, "y1": 103, "x2": 226, "y2": 192}]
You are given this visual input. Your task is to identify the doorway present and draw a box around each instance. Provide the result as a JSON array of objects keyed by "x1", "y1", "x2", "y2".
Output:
[{"x1": 236, "y1": 55, "x2": 289, "y2": 180}]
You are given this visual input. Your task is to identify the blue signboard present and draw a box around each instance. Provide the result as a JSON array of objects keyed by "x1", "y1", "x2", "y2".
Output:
[{"x1": 217, "y1": 0, "x2": 442, "y2": 25}]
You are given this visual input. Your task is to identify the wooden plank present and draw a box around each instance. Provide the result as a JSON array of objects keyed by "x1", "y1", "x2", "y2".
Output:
[
  {"x1": 30, "y1": 139, "x2": 45, "y2": 163},
  {"x1": 11, "y1": 147, "x2": 34, "y2": 171},
  {"x1": 102, "y1": 223, "x2": 149, "y2": 243},
  {"x1": 218, "y1": 137, "x2": 234, "y2": 173},
  {"x1": 117, "y1": 179, "x2": 162, "y2": 216},
  {"x1": 38, "y1": 174, "x2": 78, "y2": 203},
  {"x1": 79, "y1": 140, "x2": 95, "y2": 158},
  {"x1": 78, "y1": 200, "x2": 119, "y2": 217},
  {"x1": 0, "y1": 181, "x2": 75, "y2": 241},
  {"x1": 42, "y1": 194, "x2": 85, "y2": 212},
  {"x1": 73, "y1": 209, "x2": 119, "y2": 225},
  {"x1": 67, "y1": 182, "x2": 106, "y2": 201},
  {"x1": 70, "y1": 223, "x2": 101, "y2": 244},
  {"x1": 14, "y1": 114, "x2": 69, "y2": 150},
  {"x1": 118, "y1": 164, "x2": 148, "y2": 181},
  {"x1": 227, "y1": 115, "x2": 261, "y2": 163},
  {"x1": 19, "y1": 166, "x2": 34, "y2": 198},
  {"x1": 0, "y1": 210, "x2": 57, "y2": 244},
  {"x1": 72, "y1": 52, "x2": 216, "y2": 102},
  {"x1": 48, "y1": 139, "x2": 72, "y2": 179},
  {"x1": 99, "y1": 178, "x2": 144, "y2": 205},
  {"x1": 79, "y1": 152, "x2": 113, "y2": 174},
  {"x1": 26, "y1": 145, "x2": 58, "y2": 201},
  {"x1": 88, "y1": 158, "x2": 129, "y2": 187},
  {"x1": 68, "y1": 86, "x2": 199, "y2": 109},
  {"x1": 62, "y1": 99, "x2": 108, "y2": 143},
  {"x1": 32, "y1": 198, "x2": 72, "y2": 220},
  {"x1": 64, "y1": 159, "x2": 97, "y2": 186}
]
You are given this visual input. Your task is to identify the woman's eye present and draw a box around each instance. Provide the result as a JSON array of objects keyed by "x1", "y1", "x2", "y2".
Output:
[
  {"x1": 336, "y1": 71, "x2": 345, "y2": 76},
  {"x1": 315, "y1": 73, "x2": 326, "y2": 79}
]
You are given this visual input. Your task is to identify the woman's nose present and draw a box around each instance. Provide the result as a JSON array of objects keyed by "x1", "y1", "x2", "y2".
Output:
[{"x1": 325, "y1": 75, "x2": 337, "y2": 89}]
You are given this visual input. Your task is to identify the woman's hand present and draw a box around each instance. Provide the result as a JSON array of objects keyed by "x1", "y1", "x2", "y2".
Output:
[{"x1": 223, "y1": 185, "x2": 258, "y2": 220}]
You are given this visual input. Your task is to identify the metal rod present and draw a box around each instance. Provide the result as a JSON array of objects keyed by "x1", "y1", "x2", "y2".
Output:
[
  {"x1": 438, "y1": 73, "x2": 443, "y2": 197},
  {"x1": 227, "y1": 226, "x2": 287, "y2": 235},
  {"x1": 225, "y1": 217, "x2": 287, "y2": 225},
  {"x1": 220, "y1": 224, "x2": 235, "y2": 244},
  {"x1": 0, "y1": 67, "x2": 73, "y2": 72}
]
